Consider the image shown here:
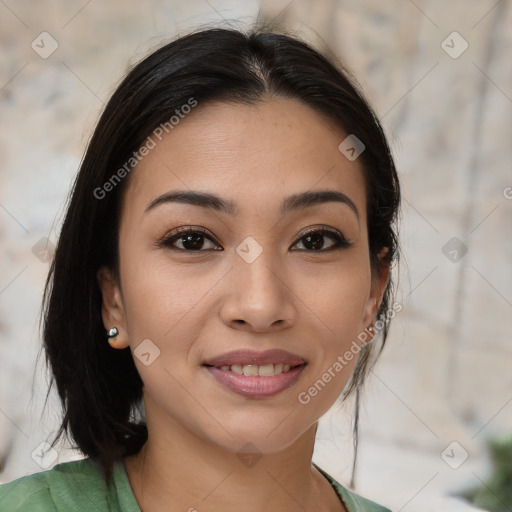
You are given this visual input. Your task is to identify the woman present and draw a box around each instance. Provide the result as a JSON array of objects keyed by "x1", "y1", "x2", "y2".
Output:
[{"x1": 0, "y1": 24, "x2": 400, "y2": 511}]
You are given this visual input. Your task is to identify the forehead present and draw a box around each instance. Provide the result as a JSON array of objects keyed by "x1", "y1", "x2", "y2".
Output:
[{"x1": 122, "y1": 98, "x2": 367, "y2": 222}]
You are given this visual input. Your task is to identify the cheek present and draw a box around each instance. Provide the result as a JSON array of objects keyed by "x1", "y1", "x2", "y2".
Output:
[
  {"x1": 293, "y1": 257, "x2": 371, "y2": 333},
  {"x1": 291, "y1": 258, "x2": 371, "y2": 398},
  {"x1": 119, "y1": 243, "x2": 219, "y2": 340},
  {"x1": 119, "y1": 251, "x2": 212, "y2": 409}
]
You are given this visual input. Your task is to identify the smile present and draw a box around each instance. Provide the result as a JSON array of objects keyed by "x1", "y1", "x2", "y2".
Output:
[
  {"x1": 208, "y1": 362, "x2": 301, "y2": 376},
  {"x1": 203, "y1": 362, "x2": 307, "y2": 398}
]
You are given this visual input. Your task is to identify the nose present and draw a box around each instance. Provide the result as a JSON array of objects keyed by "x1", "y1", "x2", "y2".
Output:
[{"x1": 219, "y1": 249, "x2": 297, "y2": 333}]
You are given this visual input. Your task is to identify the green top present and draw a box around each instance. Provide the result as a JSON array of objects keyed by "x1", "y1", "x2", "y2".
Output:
[{"x1": 0, "y1": 458, "x2": 391, "y2": 511}]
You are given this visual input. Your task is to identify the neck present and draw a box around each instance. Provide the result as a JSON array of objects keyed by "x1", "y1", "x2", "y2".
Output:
[{"x1": 124, "y1": 398, "x2": 345, "y2": 512}]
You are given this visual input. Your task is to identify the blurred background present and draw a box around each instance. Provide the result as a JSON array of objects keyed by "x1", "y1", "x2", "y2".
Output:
[{"x1": 1, "y1": 1, "x2": 511, "y2": 511}]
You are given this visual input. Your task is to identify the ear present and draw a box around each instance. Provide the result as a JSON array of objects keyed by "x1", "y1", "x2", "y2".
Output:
[
  {"x1": 361, "y1": 247, "x2": 390, "y2": 342},
  {"x1": 96, "y1": 266, "x2": 130, "y2": 349}
]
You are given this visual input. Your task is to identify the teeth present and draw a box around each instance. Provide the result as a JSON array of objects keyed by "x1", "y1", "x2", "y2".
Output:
[
  {"x1": 258, "y1": 364, "x2": 274, "y2": 376},
  {"x1": 231, "y1": 364, "x2": 243, "y2": 375},
  {"x1": 217, "y1": 363, "x2": 299, "y2": 376},
  {"x1": 243, "y1": 365, "x2": 259, "y2": 376}
]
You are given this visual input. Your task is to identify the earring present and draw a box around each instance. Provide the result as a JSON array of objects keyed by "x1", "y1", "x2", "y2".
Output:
[
  {"x1": 367, "y1": 323, "x2": 376, "y2": 343},
  {"x1": 107, "y1": 327, "x2": 119, "y2": 339}
]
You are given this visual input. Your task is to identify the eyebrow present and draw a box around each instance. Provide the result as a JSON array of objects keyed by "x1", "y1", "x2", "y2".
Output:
[{"x1": 144, "y1": 189, "x2": 360, "y2": 222}]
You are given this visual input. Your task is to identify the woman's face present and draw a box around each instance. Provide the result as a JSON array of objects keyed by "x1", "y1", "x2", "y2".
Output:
[{"x1": 99, "y1": 97, "x2": 388, "y2": 455}]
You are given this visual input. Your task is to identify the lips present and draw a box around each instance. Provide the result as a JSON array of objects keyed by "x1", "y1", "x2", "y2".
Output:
[
  {"x1": 204, "y1": 364, "x2": 307, "y2": 398},
  {"x1": 202, "y1": 349, "x2": 308, "y2": 398},
  {"x1": 202, "y1": 348, "x2": 306, "y2": 368}
]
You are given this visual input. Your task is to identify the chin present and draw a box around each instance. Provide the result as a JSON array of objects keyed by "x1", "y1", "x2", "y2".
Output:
[{"x1": 191, "y1": 411, "x2": 316, "y2": 457}]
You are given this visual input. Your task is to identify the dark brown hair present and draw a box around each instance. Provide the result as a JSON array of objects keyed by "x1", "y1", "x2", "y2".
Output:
[{"x1": 41, "y1": 23, "x2": 401, "y2": 484}]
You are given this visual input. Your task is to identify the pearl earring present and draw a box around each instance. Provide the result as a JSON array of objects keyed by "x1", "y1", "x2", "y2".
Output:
[{"x1": 107, "y1": 327, "x2": 119, "y2": 339}]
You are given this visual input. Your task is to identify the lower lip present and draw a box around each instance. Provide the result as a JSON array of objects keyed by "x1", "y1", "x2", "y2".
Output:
[{"x1": 204, "y1": 364, "x2": 307, "y2": 399}]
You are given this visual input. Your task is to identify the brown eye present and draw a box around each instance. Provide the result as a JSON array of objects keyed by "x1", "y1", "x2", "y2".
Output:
[
  {"x1": 176, "y1": 232, "x2": 208, "y2": 250},
  {"x1": 292, "y1": 228, "x2": 351, "y2": 252},
  {"x1": 156, "y1": 226, "x2": 350, "y2": 253},
  {"x1": 157, "y1": 227, "x2": 221, "y2": 252}
]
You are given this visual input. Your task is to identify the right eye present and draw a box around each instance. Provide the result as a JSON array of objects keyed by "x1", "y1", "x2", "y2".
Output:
[{"x1": 157, "y1": 226, "x2": 223, "y2": 252}]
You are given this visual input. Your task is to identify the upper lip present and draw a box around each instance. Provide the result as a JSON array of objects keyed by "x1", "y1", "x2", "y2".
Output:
[{"x1": 202, "y1": 349, "x2": 307, "y2": 368}]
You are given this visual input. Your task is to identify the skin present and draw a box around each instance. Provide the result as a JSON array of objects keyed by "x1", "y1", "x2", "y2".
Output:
[{"x1": 97, "y1": 97, "x2": 389, "y2": 512}]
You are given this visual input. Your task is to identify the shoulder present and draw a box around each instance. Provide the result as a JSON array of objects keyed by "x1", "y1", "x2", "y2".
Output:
[
  {"x1": 314, "y1": 463, "x2": 392, "y2": 512},
  {"x1": 0, "y1": 458, "x2": 110, "y2": 511}
]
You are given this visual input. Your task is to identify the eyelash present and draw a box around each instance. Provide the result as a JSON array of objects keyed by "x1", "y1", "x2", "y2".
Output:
[{"x1": 155, "y1": 225, "x2": 352, "y2": 253}]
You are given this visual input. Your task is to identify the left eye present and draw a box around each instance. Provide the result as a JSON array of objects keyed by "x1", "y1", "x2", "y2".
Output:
[
  {"x1": 157, "y1": 227, "x2": 350, "y2": 252},
  {"x1": 292, "y1": 228, "x2": 351, "y2": 252}
]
